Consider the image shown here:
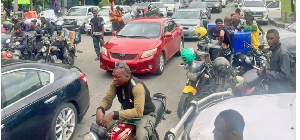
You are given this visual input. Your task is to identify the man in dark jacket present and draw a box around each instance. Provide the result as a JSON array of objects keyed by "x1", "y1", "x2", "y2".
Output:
[
  {"x1": 41, "y1": 17, "x2": 54, "y2": 36},
  {"x1": 96, "y1": 62, "x2": 156, "y2": 140},
  {"x1": 257, "y1": 29, "x2": 296, "y2": 94},
  {"x1": 11, "y1": 23, "x2": 28, "y2": 52},
  {"x1": 28, "y1": 19, "x2": 43, "y2": 50}
]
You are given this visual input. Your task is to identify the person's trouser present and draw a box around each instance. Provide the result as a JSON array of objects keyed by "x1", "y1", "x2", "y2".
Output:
[
  {"x1": 117, "y1": 21, "x2": 124, "y2": 31},
  {"x1": 108, "y1": 112, "x2": 157, "y2": 140},
  {"x1": 92, "y1": 35, "x2": 103, "y2": 57},
  {"x1": 111, "y1": 20, "x2": 118, "y2": 31}
]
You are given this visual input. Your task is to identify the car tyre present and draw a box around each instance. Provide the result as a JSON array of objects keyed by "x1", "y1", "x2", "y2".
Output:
[
  {"x1": 48, "y1": 103, "x2": 77, "y2": 140},
  {"x1": 219, "y1": 7, "x2": 222, "y2": 13},
  {"x1": 222, "y1": 5, "x2": 226, "y2": 8},
  {"x1": 176, "y1": 38, "x2": 184, "y2": 56},
  {"x1": 155, "y1": 53, "x2": 165, "y2": 75}
]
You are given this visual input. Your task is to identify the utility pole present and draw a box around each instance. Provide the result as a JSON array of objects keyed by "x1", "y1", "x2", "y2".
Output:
[
  {"x1": 30, "y1": 0, "x2": 33, "y2": 11},
  {"x1": 13, "y1": 0, "x2": 18, "y2": 12}
]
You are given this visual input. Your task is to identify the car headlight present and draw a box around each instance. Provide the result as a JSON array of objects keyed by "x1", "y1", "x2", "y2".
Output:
[
  {"x1": 83, "y1": 133, "x2": 98, "y2": 140},
  {"x1": 105, "y1": 21, "x2": 111, "y2": 24},
  {"x1": 215, "y1": 3, "x2": 219, "y2": 6},
  {"x1": 189, "y1": 25, "x2": 200, "y2": 30},
  {"x1": 263, "y1": 11, "x2": 268, "y2": 15},
  {"x1": 140, "y1": 48, "x2": 157, "y2": 59},
  {"x1": 77, "y1": 20, "x2": 84, "y2": 26},
  {"x1": 100, "y1": 47, "x2": 108, "y2": 56}
]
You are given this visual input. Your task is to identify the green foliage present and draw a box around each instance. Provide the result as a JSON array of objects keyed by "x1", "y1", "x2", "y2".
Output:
[
  {"x1": 279, "y1": 0, "x2": 296, "y2": 12},
  {"x1": 98, "y1": 0, "x2": 110, "y2": 8}
]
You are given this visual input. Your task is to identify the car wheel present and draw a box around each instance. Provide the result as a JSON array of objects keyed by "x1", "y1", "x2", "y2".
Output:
[
  {"x1": 219, "y1": 7, "x2": 222, "y2": 13},
  {"x1": 48, "y1": 103, "x2": 77, "y2": 140},
  {"x1": 222, "y1": 5, "x2": 225, "y2": 8},
  {"x1": 155, "y1": 53, "x2": 165, "y2": 75},
  {"x1": 176, "y1": 38, "x2": 184, "y2": 56}
]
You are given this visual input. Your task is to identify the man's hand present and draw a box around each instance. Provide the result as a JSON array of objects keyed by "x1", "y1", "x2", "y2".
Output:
[
  {"x1": 100, "y1": 112, "x2": 114, "y2": 128},
  {"x1": 96, "y1": 109, "x2": 105, "y2": 126},
  {"x1": 257, "y1": 67, "x2": 265, "y2": 77}
]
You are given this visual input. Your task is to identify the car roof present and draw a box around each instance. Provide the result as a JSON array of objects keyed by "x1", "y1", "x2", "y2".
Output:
[
  {"x1": 189, "y1": 93, "x2": 296, "y2": 140},
  {"x1": 130, "y1": 17, "x2": 170, "y2": 23},
  {"x1": 71, "y1": 5, "x2": 98, "y2": 8},
  {"x1": 176, "y1": 9, "x2": 200, "y2": 12}
]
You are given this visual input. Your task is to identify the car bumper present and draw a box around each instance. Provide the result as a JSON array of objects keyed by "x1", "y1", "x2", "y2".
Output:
[
  {"x1": 77, "y1": 86, "x2": 90, "y2": 122},
  {"x1": 100, "y1": 53, "x2": 160, "y2": 73},
  {"x1": 84, "y1": 23, "x2": 113, "y2": 33},
  {"x1": 253, "y1": 16, "x2": 268, "y2": 22},
  {"x1": 209, "y1": 6, "x2": 221, "y2": 10},
  {"x1": 183, "y1": 29, "x2": 198, "y2": 39}
]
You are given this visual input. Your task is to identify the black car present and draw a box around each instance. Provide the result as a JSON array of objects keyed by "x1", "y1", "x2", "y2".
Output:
[
  {"x1": 204, "y1": 0, "x2": 222, "y2": 13},
  {"x1": 1, "y1": 58, "x2": 90, "y2": 140},
  {"x1": 188, "y1": 2, "x2": 211, "y2": 19}
]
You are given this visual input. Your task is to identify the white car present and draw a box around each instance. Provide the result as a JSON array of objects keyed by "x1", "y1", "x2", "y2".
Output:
[
  {"x1": 165, "y1": 91, "x2": 296, "y2": 140},
  {"x1": 221, "y1": 0, "x2": 228, "y2": 8},
  {"x1": 84, "y1": 5, "x2": 132, "y2": 34},
  {"x1": 162, "y1": 0, "x2": 180, "y2": 16},
  {"x1": 240, "y1": 0, "x2": 269, "y2": 25},
  {"x1": 60, "y1": 6, "x2": 100, "y2": 33},
  {"x1": 151, "y1": 2, "x2": 167, "y2": 17},
  {"x1": 266, "y1": 0, "x2": 281, "y2": 19}
]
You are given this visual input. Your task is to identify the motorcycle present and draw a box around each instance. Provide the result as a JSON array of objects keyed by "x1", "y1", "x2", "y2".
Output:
[
  {"x1": 177, "y1": 49, "x2": 236, "y2": 118},
  {"x1": 40, "y1": 31, "x2": 76, "y2": 65},
  {"x1": 232, "y1": 41, "x2": 268, "y2": 75},
  {"x1": 81, "y1": 93, "x2": 172, "y2": 140},
  {"x1": 197, "y1": 36, "x2": 232, "y2": 62}
]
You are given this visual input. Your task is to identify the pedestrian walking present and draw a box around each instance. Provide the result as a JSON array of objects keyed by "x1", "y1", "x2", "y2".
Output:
[
  {"x1": 53, "y1": 0, "x2": 59, "y2": 16},
  {"x1": 90, "y1": 10, "x2": 105, "y2": 61}
]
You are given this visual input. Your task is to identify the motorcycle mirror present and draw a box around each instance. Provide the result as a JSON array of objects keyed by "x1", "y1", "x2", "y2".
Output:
[{"x1": 6, "y1": 39, "x2": 10, "y2": 43}]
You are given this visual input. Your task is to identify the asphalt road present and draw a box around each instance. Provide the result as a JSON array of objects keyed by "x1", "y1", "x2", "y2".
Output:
[{"x1": 72, "y1": 2, "x2": 277, "y2": 139}]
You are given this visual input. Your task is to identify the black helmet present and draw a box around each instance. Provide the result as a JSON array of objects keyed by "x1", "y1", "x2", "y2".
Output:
[{"x1": 3, "y1": 21, "x2": 12, "y2": 31}]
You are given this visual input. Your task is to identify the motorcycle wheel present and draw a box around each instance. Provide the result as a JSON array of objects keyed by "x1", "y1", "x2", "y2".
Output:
[{"x1": 177, "y1": 93, "x2": 192, "y2": 119}]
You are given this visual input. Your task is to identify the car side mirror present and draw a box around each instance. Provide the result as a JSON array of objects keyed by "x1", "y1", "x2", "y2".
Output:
[
  {"x1": 112, "y1": 31, "x2": 117, "y2": 36},
  {"x1": 164, "y1": 32, "x2": 172, "y2": 37}
]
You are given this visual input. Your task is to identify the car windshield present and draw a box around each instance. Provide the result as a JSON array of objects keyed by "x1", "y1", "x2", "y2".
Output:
[
  {"x1": 152, "y1": 3, "x2": 165, "y2": 8},
  {"x1": 286, "y1": 22, "x2": 296, "y2": 31},
  {"x1": 131, "y1": 4, "x2": 148, "y2": 11},
  {"x1": 172, "y1": 11, "x2": 199, "y2": 19},
  {"x1": 66, "y1": 8, "x2": 87, "y2": 16},
  {"x1": 98, "y1": 8, "x2": 110, "y2": 16},
  {"x1": 244, "y1": 1, "x2": 264, "y2": 7},
  {"x1": 162, "y1": 0, "x2": 175, "y2": 4},
  {"x1": 189, "y1": 2, "x2": 206, "y2": 8},
  {"x1": 117, "y1": 22, "x2": 161, "y2": 38}
]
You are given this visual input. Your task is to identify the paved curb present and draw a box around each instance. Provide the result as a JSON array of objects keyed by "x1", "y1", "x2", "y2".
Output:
[{"x1": 268, "y1": 18, "x2": 289, "y2": 28}]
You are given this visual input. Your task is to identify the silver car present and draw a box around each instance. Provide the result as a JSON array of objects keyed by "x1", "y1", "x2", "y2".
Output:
[
  {"x1": 84, "y1": 5, "x2": 132, "y2": 34},
  {"x1": 172, "y1": 9, "x2": 208, "y2": 39},
  {"x1": 165, "y1": 91, "x2": 296, "y2": 140}
]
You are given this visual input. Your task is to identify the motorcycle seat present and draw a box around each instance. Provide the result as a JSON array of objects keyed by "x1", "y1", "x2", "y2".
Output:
[
  {"x1": 242, "y1": 69, "x2": 263, "y2": 89},
  {"x1": 152, "y1": 99, "x2": 164, "y2": 126}
]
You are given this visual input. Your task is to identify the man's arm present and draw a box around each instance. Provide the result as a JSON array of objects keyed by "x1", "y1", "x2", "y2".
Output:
[
  {"x1": 241, "y1": 24, "x2": 257, "y2": 31},
  {"x1": 63, "y1": 29, "x2": 69, "y2": 40},
  {"x1": 263, "y1": 52, "x2": 293, "y2": 81},
  {"x1": 98, "y1": 82, "x2": 117, "y2": 114},
  {"x1": 90, "y1": 19, "x2": 93, "y2": 36},
  {"x1": 113, "y1": 83, "x2": 145, "y2": 120}
]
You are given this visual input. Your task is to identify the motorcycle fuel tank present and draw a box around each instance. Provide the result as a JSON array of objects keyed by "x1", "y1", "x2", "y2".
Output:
[{"x1": 108, "y1": 123, "x2": 135, "y2": 140}]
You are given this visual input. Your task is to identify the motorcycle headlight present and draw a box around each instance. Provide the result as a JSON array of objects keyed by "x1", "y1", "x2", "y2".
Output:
[
  {"x1": 140, "y1": 48, "x2": 157, "y2": 59},
  {"x1": 100, "y1": 47, "x2": 108, "y2": 56},
  {"x1": 83, "y1": 133, "x2": 98, "y2": 140},
  {"x1": 187, "y1": 72, "x2": 199, "y2": 81},
  {"x1": 6, "y1": 39, "x2": 10, "y2": 43},
  {"x1": 40, "y1": 46, "x2": 47, "y2": 52}
]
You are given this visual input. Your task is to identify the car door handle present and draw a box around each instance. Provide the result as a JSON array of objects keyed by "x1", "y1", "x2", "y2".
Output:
[{"x1": 44, "y1": 95, "x2": 57, "y2": 104}]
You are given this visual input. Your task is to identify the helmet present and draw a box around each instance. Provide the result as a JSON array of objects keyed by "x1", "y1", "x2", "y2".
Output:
[
  {"x1": 195, "y1": 27, "x2": 207, "y2": 40},
  {"x1": 181, "y1": 48, "x2": 196, "y2": 64},
  {"x1": 3, "y1": 21, "x2": 12, "y2": 31}
]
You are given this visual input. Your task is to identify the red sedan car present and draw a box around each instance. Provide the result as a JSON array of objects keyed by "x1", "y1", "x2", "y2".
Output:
[{"x1": 100, "y1": 17, "x2": 184, "y2": 75}]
